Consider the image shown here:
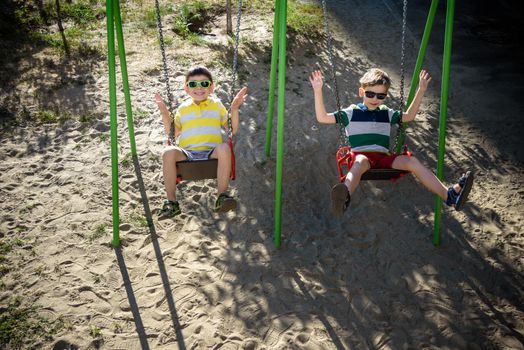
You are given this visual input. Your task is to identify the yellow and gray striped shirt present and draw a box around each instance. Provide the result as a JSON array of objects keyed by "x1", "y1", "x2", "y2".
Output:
[{"x1": 174, "y1": 96, "x2": 228, "y2": 150}]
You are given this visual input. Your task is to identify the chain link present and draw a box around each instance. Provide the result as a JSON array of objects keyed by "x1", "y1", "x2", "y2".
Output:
[
  {"x1": 227, "y1": 0, "x2": 242, "y2": 139},
  {"x1": 394, "y1": 0, "x2": 408, "y2": 153},
  {"x1": 321, "y1": 0, "x2": 348, "y2": 150},
  {"x1": 154, "y1": 0, "x2": 176, "y2": 145}
]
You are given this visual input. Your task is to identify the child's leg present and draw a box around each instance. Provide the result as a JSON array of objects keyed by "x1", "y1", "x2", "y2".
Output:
[
  {"x1": 162, "y1": 146, "x2": 187, "y2": 201},
  {"x1": 331, "y1": 154, "x2": 370, "y2": 216},
  {"x1": 210, "y1": 143, "x2": 231, "y2": 194},
  {"x1": 345, "y1": 154, "x2": 370, "y2": 195},
  {"x1": 391, "y1": 155, "x2": 457, "y2": 200}
]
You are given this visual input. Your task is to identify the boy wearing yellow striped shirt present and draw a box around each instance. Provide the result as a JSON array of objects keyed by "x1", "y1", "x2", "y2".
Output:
[{"x1": 155, "y1": 66, "x2": 248, "y2": 217}]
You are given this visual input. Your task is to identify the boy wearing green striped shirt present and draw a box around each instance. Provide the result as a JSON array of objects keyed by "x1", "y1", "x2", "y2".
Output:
[{"x1": 309, "y1": 68, "x2": 473, "y2": 216}]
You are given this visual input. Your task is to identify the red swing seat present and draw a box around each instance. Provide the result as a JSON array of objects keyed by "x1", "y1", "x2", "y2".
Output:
[{"x1": 336, "y1": 146, "x2": 412, "y2": 182}]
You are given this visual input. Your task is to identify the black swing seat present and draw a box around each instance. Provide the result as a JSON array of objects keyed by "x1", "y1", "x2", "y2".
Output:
[
  {"x1": 176, "y1": 159, "x2": 218, "y2": 182},
  {"x1": 361, "y1": 168, "x2": 409, "y2": 181}
]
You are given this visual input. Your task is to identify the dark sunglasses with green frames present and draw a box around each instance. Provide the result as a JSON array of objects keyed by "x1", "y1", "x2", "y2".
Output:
[{"x1": 186, "y1": 80, "x2": 212, "y2": 88}]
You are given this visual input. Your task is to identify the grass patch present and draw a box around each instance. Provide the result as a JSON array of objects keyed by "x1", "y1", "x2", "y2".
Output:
[
  {"x1": 287, "y1": 0, "x2": 324, "y2": 37},
  {"x1": 12, "y1": 0, "x2": 105, "y2": 58},
  {"x1": 89, "y1": 325, "x2": 102, "y2": 338},
  {"x1": 243, "y1": 0, "x2": 274, "y2": 12},
  {"x1": 0, "y1": 238, "x2": 24, "y2": 255},
  {"x1": 88, "y1": 224, "x2": 108, "y2": 242},
  {"x1": 36, "y1": 110, "x2": 58, "y2": 123},
  {"x1": 142, "y1": 4, "x2": 174, "y2": 28},
  {"x1": 172, "y1": 1, "x2": 213, "y2": 43},
  {"x1": 134, "y1": 108, "x2": 149, "y2": 120},
  {"x1": 79, "y1": 113, "x2": 97, "y2": 123},
  {"x1": 61, "y1": 0, "x2": 105, "y2": 26},
  {"x1": 0, "y1": 297, "x2": 65, "y2": 348},
  {"x1": 0, "y1": 264, "x2": 10, "y2": 276},
  {"x1": 120, "y1": 153, "x2": 133, "y2": 169},
  {"x1": 127, "y1": 212, "x2": 149, "y2": 229}
]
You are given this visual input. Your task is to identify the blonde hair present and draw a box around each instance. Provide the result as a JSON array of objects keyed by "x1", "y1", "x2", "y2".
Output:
[{"x1": 359, "y1": 68, "x2": 391, "y2": 89}]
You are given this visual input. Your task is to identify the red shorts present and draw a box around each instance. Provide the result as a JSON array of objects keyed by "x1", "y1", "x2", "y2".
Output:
[{"x1": 354, "y1": 151, "x2": 398, "y2": 169}]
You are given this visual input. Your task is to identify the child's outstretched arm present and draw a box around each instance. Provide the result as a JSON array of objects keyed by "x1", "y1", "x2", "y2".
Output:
[
  {"x1": 403, "y1": 70, "x2": 432, "y2": 123},
  {"x1": 155, "y1": 92, "x2": 180, "y2": 138},
  {"x1": 310, "y1": 70, "x2": 336, "y2": 124},
  {"x1": 229, "y1": 86, "x2": 248, "y2": 135}
]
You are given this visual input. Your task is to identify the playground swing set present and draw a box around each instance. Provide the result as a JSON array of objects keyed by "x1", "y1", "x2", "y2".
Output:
[{"x1": 106, "y1": 0, "x2": 455, "y2": 248}]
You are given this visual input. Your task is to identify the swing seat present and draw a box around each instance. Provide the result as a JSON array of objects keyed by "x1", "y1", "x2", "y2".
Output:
[
  {"x1": 336, "y1": 146, "x2": 411, "y2": 182},
  {"x1": 176, "y1": 159, "x2": 218, "y2": 183},
  {"x1": 175, "y1": 139, "x2": 236, "y2": 184}
]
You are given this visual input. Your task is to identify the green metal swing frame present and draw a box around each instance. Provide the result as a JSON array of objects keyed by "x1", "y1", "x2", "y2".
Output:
[{"x1": 264, "y1": 0, "x2": 455, "y2": 247}]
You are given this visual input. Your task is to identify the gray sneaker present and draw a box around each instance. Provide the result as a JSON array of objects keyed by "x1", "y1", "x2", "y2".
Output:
[{"x1": 159, "y1": 200, "x2": 181, "y2": 219}]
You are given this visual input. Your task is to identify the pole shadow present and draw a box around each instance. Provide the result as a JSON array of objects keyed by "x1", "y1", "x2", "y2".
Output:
[
  {"x1": 132, "y1": 155, "x2": 187, "y2": 350},
  {"x1": 114, "y1": 246, "x2": 150, "y2": 350}
]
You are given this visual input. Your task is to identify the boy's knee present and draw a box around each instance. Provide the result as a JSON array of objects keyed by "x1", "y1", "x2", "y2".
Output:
[
  {"x1": 408, "y1": 155, "x2": 421, "y2": 165},
  {"x1": 352, "y1": 155, "x2": 370, "y2": 172},
  {"x1": 404, "y1": 155, "x2": 421, "y2": 170},
  {"x1": 354, "y1": 155, "x2": 370, "y2": 166},
  {"x1": 162, "y1": 146, "x2": 178, "y2": 160}
]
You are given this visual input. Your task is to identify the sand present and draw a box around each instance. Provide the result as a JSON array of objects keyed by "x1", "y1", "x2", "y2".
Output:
[{"x1": 0, "y1": 0, "x2": 523, "y2": 349}]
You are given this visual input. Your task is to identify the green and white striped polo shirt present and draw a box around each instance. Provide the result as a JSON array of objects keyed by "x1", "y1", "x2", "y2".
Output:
[{"x1": 334, "y1": 103, "x2": 401, "y2": 152}]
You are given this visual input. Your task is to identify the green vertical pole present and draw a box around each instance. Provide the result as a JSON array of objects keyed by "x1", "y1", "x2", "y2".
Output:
[
  {"x1": 395, "y1": 0, "x2": 439, "y2": 154},
  {"x1": 106, "y1": 0, "x2": 120, "y2": 247},
  {"x1": 274, "y1": 0, "x2": 287, "y2": 249},
  {"x1": 113, "y1": 0, "x2": 137, "y2": 157},
  {"x1": 265, "y1": 0, "x2": 281, "y2": 157},
  {"x1": 434, "y1": 0, "x2": 455, "y2": 246}
]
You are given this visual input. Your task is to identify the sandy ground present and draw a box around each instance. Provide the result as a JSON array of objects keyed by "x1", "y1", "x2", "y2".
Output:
[{"x1": 1, "y1": 0, "x2": 523, "y2": 349}]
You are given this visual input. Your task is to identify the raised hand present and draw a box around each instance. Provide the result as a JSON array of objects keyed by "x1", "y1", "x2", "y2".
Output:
[
  {"x1": 418, "y1": 69, "x2": 432, "y2": 92},
  {"x1": 231, "y1": 86, "x2": 248, "y2": 110},
  {"x1": 155, "y1": 92, "x2": 166, "y2": 108},
  {"x1": 309, "y1": 70, "x2": 324, "y2": 92}
]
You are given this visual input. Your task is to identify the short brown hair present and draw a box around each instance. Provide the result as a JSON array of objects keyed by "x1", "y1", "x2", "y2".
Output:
[
  {"x1": 359, "y1": 68, "x2": 391, "y2": 89},
  {"x1": 185, "y1": 66, "x2": 213, "y2": 83}
]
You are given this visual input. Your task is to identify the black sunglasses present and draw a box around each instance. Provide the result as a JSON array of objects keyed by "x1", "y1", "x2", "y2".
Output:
[{"x1": 364, "y1": 91, "x2": 387, "y2": 100}]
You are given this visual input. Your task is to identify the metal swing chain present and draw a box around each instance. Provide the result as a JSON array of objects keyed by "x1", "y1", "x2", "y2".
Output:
[
  {"x1": 321, "y1": 0, "x2": 348, "y2": 150},
  {"x1": 227, "y1": 0, "x2": 243, "y2": 139},
  {"x1": 154, "y1": 0, "x2": 176, "y2": 145},
  {"x1": 394, "y1": 0, "x2": 408, "y2": 153}
]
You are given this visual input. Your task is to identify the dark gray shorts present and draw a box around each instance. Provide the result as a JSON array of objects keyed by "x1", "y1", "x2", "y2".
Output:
[{"x1": 181, "y1": 148, "x2": 215, "y2": 161}]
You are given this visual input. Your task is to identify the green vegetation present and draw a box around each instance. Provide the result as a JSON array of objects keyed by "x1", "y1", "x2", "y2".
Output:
[
  {"x1": 36, "y1": 110, "x2": 59, "y2": 123},
  {"x1": 0, "y1": 238, "x2": 24, "y2": 255},
  {"x1": 0, "y1": 297, "x2": 64, "y2": 348},
  {"x1": 11, "y1": 0, "x2": 104, "y2": 57},
  {"x1": 172, "y1": 1, "x2": 211, "y2": 44},
  {"x1": 287, "y1": 0, "x2": 324, "y2": 37},
  {"x1": 79, "y1": 113, "x2": 97, "y2": 123},
  {"x1": 34, "y1": 110, "x2": 73, "y2": 124},
  {"x1": 133, "y1": 108, "x2": 149, "y2": 120},
  {"x1": 88, "y1": 223, "x2": 108, "y2": 242},
  {"x1": 127, "y1": 212, "x2": 149, "y2": 229},
  {"x1": 89, "y1": 325, "x2": 102, "y2": 338},
  {"x1": 243, "y1": 0, "x2": 274, "y2": 12},
  {"x1": 142, "y1": 4, "x2": 174, "y2": 29},
  {"x1": 120, "y1": 153, "x2": 132, "y2": 169}
]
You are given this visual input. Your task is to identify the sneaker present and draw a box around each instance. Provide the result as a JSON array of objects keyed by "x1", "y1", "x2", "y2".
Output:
[
  {"x1": 159, "y1": 200, "x2": 181, "y2": 219},
  {"x1": 445, "y1": 171, "x2": 474, "y2": 211},
  {"x1": 214, "y1": 193, "x2": 237, "y2": 213},
  {"x1": 331, "y1": 183, "x2": 351, "y2": 217}
]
